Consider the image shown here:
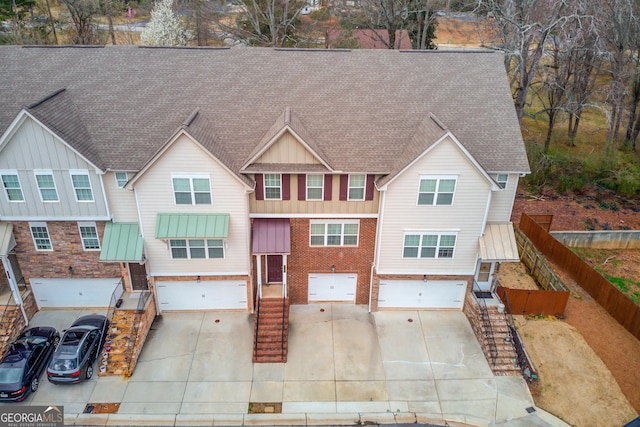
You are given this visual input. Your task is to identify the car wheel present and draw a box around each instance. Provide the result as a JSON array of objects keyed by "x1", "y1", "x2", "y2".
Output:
[
  {"x1": 85, "y1": 365, "x2": 93, "y2": 380},
  {"x1": 30, "y1": 377, "x2": 39, "y2": 392}
]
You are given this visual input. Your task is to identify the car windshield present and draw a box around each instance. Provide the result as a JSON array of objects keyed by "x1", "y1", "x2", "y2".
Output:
[
  {"x1": 61, "y1": 330, "x2": 85, "y2": 346},
  {"x1": 49, "y1": 356, "x2": 77, "y2": 371},
  {"x1": 0, "y1": 367, "x2": 22, "y2": 384},
  {"x1": 17, "y1": 337, "x2": 47, "y2": 345}
]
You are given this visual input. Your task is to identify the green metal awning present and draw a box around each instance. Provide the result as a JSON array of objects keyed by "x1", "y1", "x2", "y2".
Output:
[
  {"x1": 155, "y1": 213, "x2": 229, "y2": 239},
  {"x1": 100, "y1": 222, "x2": 144, "y2": 262},
  {"x1": 0, "y1": 222, "x2": 16, "y2": 256}
]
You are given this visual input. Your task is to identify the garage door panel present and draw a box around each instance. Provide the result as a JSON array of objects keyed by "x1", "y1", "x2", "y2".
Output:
[
  {"x1": 31, "y1": 278, "x2": 122, "y2": 309},
  {"x1": 308, "y1": 273, "x2": 357, "y2": 302},
  {"x1": 156, "y1": 281, "x2": 247, "y2": 311},
  {"x1": 378, "y1": 280, "x2": 466, "y2": 310}
]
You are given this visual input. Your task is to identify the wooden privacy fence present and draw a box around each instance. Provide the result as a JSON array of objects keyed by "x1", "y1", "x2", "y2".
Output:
[
  {"x1": 519, "y1": 213, "x2": 640, "y2": 341},
  {"x1": 497, "y1": 286, "x2": 569, "y2": 316}
]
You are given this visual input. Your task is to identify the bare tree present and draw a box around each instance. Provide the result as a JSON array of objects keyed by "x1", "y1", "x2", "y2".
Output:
[{"x1": 62, "y1": 0, "x2": 103, "y2": 44}]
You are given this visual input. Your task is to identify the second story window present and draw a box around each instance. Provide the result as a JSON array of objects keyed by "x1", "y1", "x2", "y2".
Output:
[
  {"x1": 418, "y1": 176, "x2": 456, "y2": 206},
  {"x1": 70, "y1": 170, "x2": 94, "y2": 202},
  {"x1": 306, "y1": 175, "x2": 323, "y2": 200},
  {"x1": 170, "y1": 239, "x2": 224, "y2": 259},
  {"x1": 78, "y1": 222, "x2": 100, "y2": 250},
  {"x1": 1, "y1": 171, "x2": 24, "y2": 202},
  {"x1": 172, "y1": 175, "x2": 211, "y2": 205},
  {"x1": 403, "y1": 232, "x2": 457, "y2": 259},
  {"x1": 115, "y1": 172, "x2": 128, "y2": 188},
  {"x1": 495, "y1": 174, "x2": 508, "y2": 189},
  {"x1": 310, "y1": 221, "x2": 359, "y2": 246},
  {"x1": 264, "y1": 174, "x2": 281, "y2": 200},
  {"x1": 348, "y1": 175, "x2": 365, "y2": 200},
  {"x1": 30, "y1": 222, "x2": 52, "y2": 251},
  {"x1": 34, "y1": 171, "x2": 59, "y2": 202}
]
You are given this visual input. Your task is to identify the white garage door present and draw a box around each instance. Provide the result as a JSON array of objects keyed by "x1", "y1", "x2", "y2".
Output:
[
  {"x1": 31, "y1": 278, "x2": 123, "y2": 309},
  {"x1": 378, "y1": 280, "x2": 466, "y2": 310},
  {"x1": 308, "y1": 273, "x2": 357, "y2": 302},
  {"x1": 156, "y1": 280, "x2": 247, "y2": 311}
]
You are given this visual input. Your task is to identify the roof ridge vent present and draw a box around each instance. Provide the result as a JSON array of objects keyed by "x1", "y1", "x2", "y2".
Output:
[
  {"x1": 27, "y1": 88, "x2": 66, "y2": 109},
  {"x1": 183, "y1": 109, "x2": 200, "y2": 127}
]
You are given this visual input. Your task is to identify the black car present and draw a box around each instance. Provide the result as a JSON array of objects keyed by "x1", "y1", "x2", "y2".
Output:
[
  {"x1": 46, "y1": 314, "x2": 109, "y2": 384},
  {"x1": 0, "y1": 326, "x2": 60, "y2": 401}
]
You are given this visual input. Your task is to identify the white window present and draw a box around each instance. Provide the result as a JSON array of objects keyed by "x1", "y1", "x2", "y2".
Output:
[
  {"x1": 310, "y1": 220, "x2": 359, "y2": 246},
  {"x1": 169, "y1": 239, "x2": 224, "y2": 259},
  {"x1": 348, "y1": 174, "x2": 365, "y2": 200},
  {"x1": 306, "y1": 175, "x2": 323, "y2": 200},
  {"x1": 264, "y1": 174, "x2": 281, "y2": 200},
  {"x1": 70, "y1": 170, "x2": 94, "y2": 202},
  {"x1": 115, "y1": 172, "x2": 128, "y2": 188},
  {"x1": 495, "y1": 174, "x2": 508, "y2": 189},
  {"x1": 172, "y1": 175, "x2": 211, "y2": 205},
  {"x1": 30, "y1": 222, "x2": 52, "y2": 251},
  {"x1": 34, "y1": 171, "x2": 59, "y2": 202},
  {"x1": 1, "y1": 171, "x2": 24, "y2": 202},
  {"x1": 78, "y1": 222, "x2": 100, "y2": 250},
  {"x1": 417, "y1": 176, "x2": 457, "y2": 206},
  {"x1": 403, "y1": 232, "x2": 457, "y2": 259}
]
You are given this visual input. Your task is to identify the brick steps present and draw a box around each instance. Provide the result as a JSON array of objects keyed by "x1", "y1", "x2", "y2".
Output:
[
  {"x1": 253, "y1": 297, "x2": 289, "y2": 363},
  {"x1": 484, "y1": 306, "x2": 521, "y2": 376}
]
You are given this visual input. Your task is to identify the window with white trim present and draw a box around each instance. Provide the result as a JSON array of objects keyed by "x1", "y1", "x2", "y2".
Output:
[
  {"x1": 172, "y1": 175, "x2": 211, "y2": 205},
  {"x1": 264, "y1": 174, "x2": 281, "y2": 200},
  {"x1": 30, "y1": 222, "x2": 52, "y2": 251},
  {"x1": 417, "y1": 176, "x2": 456, "y2": 206},
  {"x1": 348, "y1": 174, "x2": 365, "y2": 200},
  {"x1": 306, "y1": 175, "x2": 323, "y2": 200},
  {"x1": 403, "y1": 232, "x2": 457, "y2": 259},
  {"x1": 495, "y1": 174, "x2": 508, "y2": 189},
  {"x1": 115, "y1": 172, "x2": 128, "y2": 188},
  {"x1": 1, "y1": 172, "x2": 24, "y2": 202},
  {"x1": 310, "y1": 220, "x2": 359, "y2": 246},
  {"x1": 169, "y1": 239, "x2": 224, "y2": 259},
  {"x1": 78, "y1": 222, "x2": 100, "y2": 250},
  {"x1": 70, "y1": 170, "x2": 94, "y2": 202},
  {"x1": 34, "y1": 171, "x2": 59, "y2": 202}
]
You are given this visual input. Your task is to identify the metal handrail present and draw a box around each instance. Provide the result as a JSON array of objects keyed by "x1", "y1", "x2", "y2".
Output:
[
  {"x1": 125, "y1": 291, "x2": 150, "y2": 373},
  {"x1": 472, "y1": 280, "x2": 498, "y2": 366},
  {"x1": 497, "y1": 283, "x2": 538, "y2": 383},
  {"x1": 281, "y1": 296, "x2": 286, "y2": 356},
  {"x1": 253, "y1": 296, "x2": 262, "y2": 355},
  {"x1": 0, "y1": 291, "x2": 16, "y2": 354}
]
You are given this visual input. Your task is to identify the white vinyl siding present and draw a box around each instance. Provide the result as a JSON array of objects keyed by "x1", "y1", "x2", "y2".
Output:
[
  {"x1": 34, "y1": 171, "x2": 59, "y2": 202},
  {"x1": 70, "y1": 170, "x2": 94, "y2": 202},
  {"x1": 417, "y1": 175, "x2": 457, "y2": 206},
  {"x1": 132, "y1": 135, "x2": 249, "y2": 275},
  {"x1": 30, "y1": 222, "x2": 52, "y2": 251},
  {"x1": 377, "y1": 137, "x2": 491, "y2": 275},
  {"x1": 348, "y1": 174, "x2": 365, "y2": 200},
  {"x1": 310, "y1": 220, "x2": 359, "y2": 246},
  {"x1": 1, "y1": 171, "x2": 24, "y2": 202},
  {"x1": 403, "y1": 232, "x2": 457, "y2": 259},
  {"x1": 264, "y1": 174, "x2": 281, "y2": 200},
  {"x1": 306, "y1": 175, "x2": 323, "y2": 200},
  {"x1": 78, "y1": 222, "x2": 100, "y2": 250},
  {"x1": 170, "y1": 239, "x2": 224, "y2": 259},
  {"x1": 172, "y1": 175, "x2": 211, "y2": 205},
  {"x1": 487, "y1": 173, "x2": 519, "y2": 222},
  {"x1": 115, "y1": 172, "x2": 128, "y2": 188}
]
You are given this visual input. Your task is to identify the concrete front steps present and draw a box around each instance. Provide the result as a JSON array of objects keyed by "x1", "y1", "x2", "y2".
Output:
[
  {"x1": 253, "y1": 297, "x2": 289, "y2": 363},
  {"x1": 485, "y1": 306, "x2": 521, "y2": 376}
]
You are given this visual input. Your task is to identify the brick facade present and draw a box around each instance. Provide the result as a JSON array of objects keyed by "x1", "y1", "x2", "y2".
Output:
[
  {"x1": 11, "y1": 221, "x2": 121, "y2": 286},
  {"x1": 285, "y1": 218, "x2": 376, "y2": 305}
]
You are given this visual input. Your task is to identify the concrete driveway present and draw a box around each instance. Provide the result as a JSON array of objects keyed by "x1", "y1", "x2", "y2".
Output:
[{"x1": 1, "y1": 305, "x2": 567, "y2": 426}]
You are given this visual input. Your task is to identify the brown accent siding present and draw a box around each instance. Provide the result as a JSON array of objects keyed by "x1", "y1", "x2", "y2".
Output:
[{"x1": 285, "y1": 218, "x2": 376, "y2": 305}]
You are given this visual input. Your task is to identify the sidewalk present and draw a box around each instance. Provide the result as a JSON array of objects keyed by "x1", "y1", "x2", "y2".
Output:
[{"x1": 13, "y1": 305, "x2": 569, "y2": 426}]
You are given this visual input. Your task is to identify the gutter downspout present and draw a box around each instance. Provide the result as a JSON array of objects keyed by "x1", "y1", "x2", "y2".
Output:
[{"x1": 369, "y1": 187, "x2": 386, "y2": 313}]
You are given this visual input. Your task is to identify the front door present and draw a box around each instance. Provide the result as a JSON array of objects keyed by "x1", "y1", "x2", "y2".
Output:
[
  {"x1": 267, "y1": 255, "x2": 283, "y2": 283},
  {"x1": 475, "y1": 261, "x2": 495, "y2": 291},
  {"x1": 129, "y1": 262, "x2": 149, "y2": 291}
]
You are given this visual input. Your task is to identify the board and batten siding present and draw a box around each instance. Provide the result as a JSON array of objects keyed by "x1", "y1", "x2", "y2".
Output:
[
  {"x1": 486, "y1": 173, "x2": 519, "y2": 222},
  {"x1": 133, "y1": 135, "x2": 250, "y2": 276},
  {"x1": 102, "y1": 171, "x2": 138, "y2": 222},
  {"x1": 255, "y1": 133, "x2": 321, "y2": 165},
  {"x1": 377, "y1": 137, "x2": 491, "y2": 275},
  {"x1": 0, "y1": 116, "x2": 108, "y2": 218},
  {"x1": 250, "y1": 174, "x2": 379, "y2": 215}
]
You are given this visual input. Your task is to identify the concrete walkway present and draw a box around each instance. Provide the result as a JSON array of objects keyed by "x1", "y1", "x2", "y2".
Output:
[{"x1": 5, "y1": 305, "x2": 568, "y2": 426}]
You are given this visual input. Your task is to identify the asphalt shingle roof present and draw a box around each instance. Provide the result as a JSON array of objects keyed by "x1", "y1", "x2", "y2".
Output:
[{"x1": 0, "y1": 45, "x2": 530, "y2": 176}]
